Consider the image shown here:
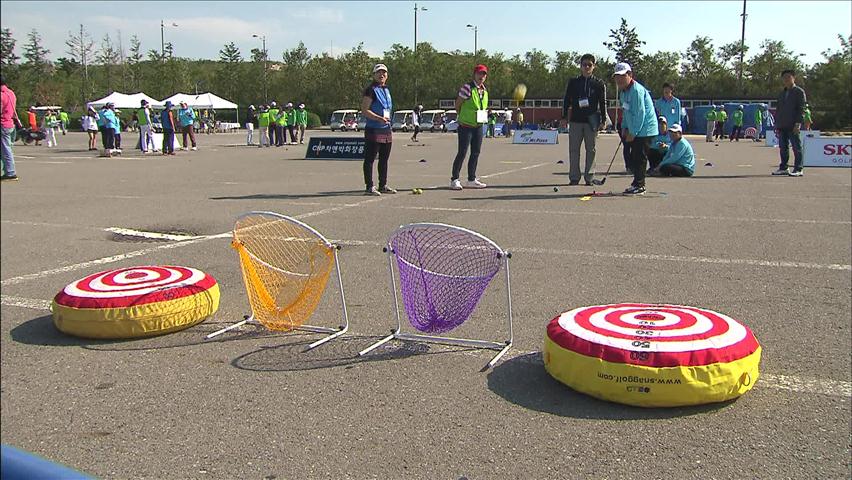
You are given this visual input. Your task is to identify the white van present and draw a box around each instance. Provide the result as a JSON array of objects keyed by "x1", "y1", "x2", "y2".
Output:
[
  {"x1": 420, "y1": 109, "x2": 446, "y2": 132},
  {"x1": 330, "y1": 109, "x2": 359, "y2": 131},
  {"x1": 391, "y1": 110, "x2": 414, "y2": 132}
]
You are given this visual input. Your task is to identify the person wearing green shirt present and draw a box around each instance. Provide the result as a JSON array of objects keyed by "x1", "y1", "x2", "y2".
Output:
[
  {"x1": 257, "y1": 104, "x2": 271, "y2": 148},
  {"x1": 705, "y1": 107, "x2": 716, "y2": 142},
  {"x1": 295, "y1": 103, "x2": 308, "y2": 144},
  {"x1": 730, "y1": 105, "x2": 744, "y2": 142},
  {"x1": 42, "y1": 109, "x2": 59, "y2": 147},
  {"x1": 267, "y1": 101, "x2": 279, "y2": 146},
  {"x1": 284, "y1": 102, "x2": 297, "y2": 145},
  {"x1": 753, "y1": 105, "x2": 764, "y2": 142},
  {"x1": 275, "y1": 105, "x2": 288, "y2": 146},
  {"x1": 803, "y1": 103, "x2": 812, "y2": 130},
  {"x1": 450, "y1": 64, "x2": 490, "y2": 190},
  {"x1": 136, "y1": 99, "x2": 156, "y2": 153},
  {"x1": 487, "y1": 110, "x2": 497, "y2": 138},
  {"x1": 715, "y1": 106, "x2": 727, "y2": 140},
  {"x1": 59, "y1": 110, "x2": 69, "y2": 135}
]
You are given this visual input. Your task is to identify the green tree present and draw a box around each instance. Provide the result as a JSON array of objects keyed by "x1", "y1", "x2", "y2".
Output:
[
  {"x1": 65, "y1": 25, "x2": 95, "y2": 104},
  {"x1": 805, "y1": 34, "x2": 851, "y2": 129},
  {"x1": 22, "y1": 29, "x2": 52, "y2": 77},
  {"x1": 1, "y1": 28, "x2": 19, "y2": 67},
  {"x1": 680, "y1": 36, "x2": 731, "y2": 96},
  {"x1": 96, "y1": 33, "x2": 120, "y2": 92},
  {"x1": 603, "y1": 18, "x2": 645, "y2": 71},
  {"x1": 744, "y1": 39, "x2": 805, "y2": 96},
  {"x1": 217, "y1": 42, "x2": 243, "y2": 101},
  {"x1": 640, "y1": 51, "x2": 680, "y2": 95},
  {"x1": 127, "y1": 35, "x2": 143, "y2": 91}
]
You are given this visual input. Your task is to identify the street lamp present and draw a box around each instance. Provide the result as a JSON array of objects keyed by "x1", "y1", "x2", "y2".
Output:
[
  {"x1": 414, "y1": 3, "x2": 428, "y2": 104},
  {"x1": 252, "y1": 34, "x2": 268, "y2": 103},
  {"x1": 466, "y1": 24, "x2": 478, "y2": 57},
  {"x1": 160, "y1": 20, "x2": 178, "y2": 63}
]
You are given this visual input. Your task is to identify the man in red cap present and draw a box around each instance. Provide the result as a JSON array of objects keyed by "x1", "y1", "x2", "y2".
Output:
[{"x1": 450, "y1": 64, "x2": 489, "y2": 190}]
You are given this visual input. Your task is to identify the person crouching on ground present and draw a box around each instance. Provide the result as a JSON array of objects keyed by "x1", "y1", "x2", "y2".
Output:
[
  {"x1": 648, "y1": 124, "x2": 694, "y2": 177},
  {"x1": 648, "y1": 116, "x2": 670, "y2": 172}
]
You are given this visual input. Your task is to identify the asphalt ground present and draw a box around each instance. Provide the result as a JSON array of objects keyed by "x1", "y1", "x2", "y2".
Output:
[{"x1": 1, "y1": 130, "x2": 850, "y2": 479}]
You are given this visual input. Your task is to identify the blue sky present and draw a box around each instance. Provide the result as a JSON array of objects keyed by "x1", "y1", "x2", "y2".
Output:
[{"x1": 2, "y1": 1, "x2": 849, "y2": 66}]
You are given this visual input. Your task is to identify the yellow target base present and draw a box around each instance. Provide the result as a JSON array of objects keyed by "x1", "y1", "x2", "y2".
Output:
[
  {"x1": 52, "y1": 266, "x2": 220, "y2": 339},
  {"x1": 544, "y1": 303, "x2": 762, "y2": 407}
]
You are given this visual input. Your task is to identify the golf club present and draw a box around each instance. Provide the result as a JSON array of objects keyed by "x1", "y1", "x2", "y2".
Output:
[{"x1": 591, "y1": 138, "x2": 623, "y2": 186}]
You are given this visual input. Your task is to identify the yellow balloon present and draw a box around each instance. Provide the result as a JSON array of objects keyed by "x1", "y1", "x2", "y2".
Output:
[{"x1": 513, "y1": 84, "x2": 528, "y2": 102}]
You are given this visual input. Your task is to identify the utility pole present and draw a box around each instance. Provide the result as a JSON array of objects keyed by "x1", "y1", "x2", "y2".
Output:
[
  {"x1": 161, "y1": 20, "x2": 165, "y2": 63},
  {"x1": 739, "y1": 0, "x2": 747, "y2": 92},
  {"x1": 414, "y1": 3, "x2": 427, "y2": 105},
  {"x1": 466, "y1": 24, "x2": 478, "y2": 58}
]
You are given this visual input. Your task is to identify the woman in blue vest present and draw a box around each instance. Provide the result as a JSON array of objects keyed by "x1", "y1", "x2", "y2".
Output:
[
  {"x1": 360, "y1": 63, "x2": 397, "y2": 196},
  {"x1": 450, "y1": 64, "x2": 490, "y2": 190}
]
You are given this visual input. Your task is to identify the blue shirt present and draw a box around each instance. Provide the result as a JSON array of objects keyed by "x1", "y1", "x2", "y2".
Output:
[
  {"x1": 363, "y1": 83, "x2": 392, "y2": 130},
  {"x1": 101, "y1": 109, "x2": 119, "y2": 132},
  {"x1": 160, "y1": 109, "x2": 176, "y2": 130},
  {"x1": 655, "y1": 96, "x2": 682, "y2": 128},
  {"x1": 178, "y1": 107, "x2": 195, "y2": 127},
  {"x1": 619, "y1": 80, "x2": 658, "y2": 138},
  {"x1": 651, "y1": 132, "x2": 672, "y2": 151},
  {"x1": 659, "y1": 137, "x2": 695, "y2": 174}
]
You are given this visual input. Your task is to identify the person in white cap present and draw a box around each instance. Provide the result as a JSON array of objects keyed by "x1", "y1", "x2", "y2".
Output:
[
  {"x1": 613, "y1": 62, "x2": 658, "y2": 195},
  {"x1": 295, "y1": 103, "x2": 308, "y2": 144},
  {"x1": 245, "y1": 105, "x2": 256, "y2": 145},
  {"x1": 648, "y1": 123, "x2": 694, "y2": 177},
  {"x1": 360, "y1": 63, "x2": 397, "y2": 195},
  {"x1": 285, "y1": 102, "x2": 297, "y2": 145}
]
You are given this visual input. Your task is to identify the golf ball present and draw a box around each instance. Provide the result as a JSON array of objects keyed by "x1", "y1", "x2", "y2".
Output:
[{"x1": 553, "y1": 187, "x2": 559, "y2": 192}]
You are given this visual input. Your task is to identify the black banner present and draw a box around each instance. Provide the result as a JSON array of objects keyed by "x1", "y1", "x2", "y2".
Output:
[{"x1": 304, "y1": 137, "x2": 366, "y2": 160}]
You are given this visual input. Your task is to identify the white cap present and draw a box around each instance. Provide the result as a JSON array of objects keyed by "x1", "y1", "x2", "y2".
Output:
[
  {"x1": 373, "y1": 63, "x2": 388, "y2": 73},
  {"x1": 613, "y1": 62, "x2": 632, "y2": 76},
  {"x1": 668, "y1": 124, "x2": 683, "y2": 133},
  {"x1": 286, "y1": 102, "x2": 293, "y2": 107},
  {"x1": 298, "y1": 103, "x2": 305, "y2": 108}
]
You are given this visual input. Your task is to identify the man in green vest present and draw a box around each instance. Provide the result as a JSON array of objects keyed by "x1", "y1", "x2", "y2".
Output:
[
  {"x1": 487, "y1": 110, "x2": 497, "y2": 138},
  {"x1": 450, "y1": 64, "x2": 489, "y2": 190},
  {"x1": 59, "y1": 109, "x2": 69, "y2": 135},
  {"x1": 295, "y1": 103, "x2": 308, "y2": 144},
  {"x1": 705, "y1": 107, "x2": 716, "y2": 142},
  {"x1": 730, "y1": 104, "x2": 744, "y2": 142},
  {"x1": 275, "y1": 105, "x2": 287, "y2": 146},
  {"x1": 285, "y1": 102, "x2": 297, "y2": 145},
  {"x1": 753, "y1": 105, "x2": 764, "y2": 142},
  {"x1": 257, "y1": 104, "x2": 271, "y2": 147},
  {"x1": 715, "y1": 105, "x2": 727, "y2": 140},
  {"x1": 267, "y1": 101, "x2": 279, "y2": 146},
  {"x1": 803, "y1": 103, "x2": 812, "y2": 130},
  {"x1": 136, "y1": 99, "x2": 156, "y2": 153}
]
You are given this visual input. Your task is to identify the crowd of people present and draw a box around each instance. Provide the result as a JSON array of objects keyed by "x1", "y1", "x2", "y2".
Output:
[{"x1": 1, "y1": 62, "x2": 810, "y2": 187}]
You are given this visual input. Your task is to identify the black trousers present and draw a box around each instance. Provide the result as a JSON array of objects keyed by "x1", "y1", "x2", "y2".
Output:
[
  {"x1": 628, "y1": 136, "x2": 652, "y2": 187},
  {"x1": 452, "y1": 125, "x2": 484, "y2": 181},
  {"x1": 268, "y1": 125, "x2": 277, "y2": 146},
  {"x1": 648, "y1": 149, "x2": 665, "y2": 169},
  {"x1": 363, "y1": 140, "x2": 392, "y2": 188},
  {"x1": 659, "y1": 164, "x2": 692, "y2": 177}
]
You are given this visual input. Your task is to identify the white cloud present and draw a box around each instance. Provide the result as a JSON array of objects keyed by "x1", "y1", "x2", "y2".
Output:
[{"x1": 288, "y1": 8, "x2": 344, "y2": 25}]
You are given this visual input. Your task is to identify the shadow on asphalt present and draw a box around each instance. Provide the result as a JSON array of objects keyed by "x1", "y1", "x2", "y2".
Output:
[
  {"x1": 230, "y1": 335, "x2": 447, "y2": 372},
  {"x1": 487, "y1": 352, "x2": 735, "y2": 420},
  {"x1": 210, "y1": 191, "x2": 365, "y2": 200},
  {"x1": 9, "y1": 315, "x2": 286, "y2": 350}
]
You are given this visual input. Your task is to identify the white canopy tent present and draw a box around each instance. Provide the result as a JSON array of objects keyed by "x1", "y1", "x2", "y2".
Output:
[
  {"x1": 162, "y1": 92, "x2": 240, "y2": 128},
  {"x1": 88, "y1": 92, "x2": 163, "y2": 109}
]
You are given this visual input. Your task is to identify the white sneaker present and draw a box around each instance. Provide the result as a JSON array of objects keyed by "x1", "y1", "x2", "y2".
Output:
[
  {"x1": 771, "y1": 168, "x2": 790, "y2": 176},
  {"x1": 450, "y1": 179, "x2": 463, "y2": 190},
  {"x1": 191, "y1": 147, "x2": 198, "y2": 151},
  {"x1": 788, "y1": 169, "x2": 803, "y2": 177},
  {"x1": 465, "y1": 179, "x2": 487, "y2": 189}
]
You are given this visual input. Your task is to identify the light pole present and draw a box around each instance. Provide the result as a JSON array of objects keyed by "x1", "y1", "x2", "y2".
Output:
[
  {"x1": 466, "y1": 24, "x2": 478, "y2": 58},
  {"x1": 414, "y1": 3, "x2": 428, "y2": 104},
  {"x1": 161, "y1": 20, "x2": 178, "y2": 63},
  {"x1": 252, "y1": 34, "x2": 268, "y2": 103},
  {"x1": 738, "y1": 0, "x2": 747, "y2": 92}
]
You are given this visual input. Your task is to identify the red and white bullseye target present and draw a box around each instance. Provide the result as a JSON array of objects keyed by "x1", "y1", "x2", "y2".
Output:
[
  {"x1": 544, "y1": 303, "x2": 761, "y2": 407},
  {"x1": 744, "y1": 127, "x2": 757, "y2": 138},
  {"x1": 53, "y1": 265, "x2": 219, "y2": 339}
]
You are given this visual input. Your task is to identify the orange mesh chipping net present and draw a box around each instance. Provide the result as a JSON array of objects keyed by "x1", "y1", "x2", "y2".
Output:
[{"x1": 232, "y1": 213, "x2": 334, "y2": 332}]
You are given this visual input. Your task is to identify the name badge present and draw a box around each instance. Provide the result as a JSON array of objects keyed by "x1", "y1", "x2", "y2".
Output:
[
  {"x1": 476, "y1": 110, "x2": 488, "y2": 123},
  {"x1": 383, "y1": 109, "x2": 391, "y2": 119},
  {"x1": 622, "y1": 103, "x2": 630, "y2": 111},
  {"x1": 671, "y1": 107, "x2": 676, "y2": 114},
  {"x1": 578, "y1": 98, "x2": 590, "y2": 108}
]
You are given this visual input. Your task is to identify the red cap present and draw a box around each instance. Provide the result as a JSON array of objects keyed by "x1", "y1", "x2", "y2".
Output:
[{"x1": 474, "y1": 64, "x2": 488, "y2": 74}]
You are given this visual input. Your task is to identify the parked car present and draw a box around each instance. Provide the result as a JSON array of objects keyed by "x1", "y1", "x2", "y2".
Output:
[
  {"x1": 420, "y1": 109, "x2": 446, "y2": 132},
  {"x1": 444, "y1": 110, "x2": 458, "y2": 132},
  {"x1": 330, "y1": 109, "x2": 359, "y2": 131},
  {"x1": 355, "y1": 114, "x2": 367, "y2": 131},
  {"x1": 391, "y1": 110, "x2": 414, "y2": 132}
]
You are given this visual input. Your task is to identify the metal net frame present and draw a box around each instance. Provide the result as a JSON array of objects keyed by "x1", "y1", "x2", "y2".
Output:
[
  {"x1": 206, "y1": 212, "x2": 349, "y2": 349},
  {"x1": 359, "y1": 223, "x2": 514, "y2": 369}
]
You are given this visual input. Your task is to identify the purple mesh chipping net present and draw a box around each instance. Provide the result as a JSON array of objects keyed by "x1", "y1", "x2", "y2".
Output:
[{"x1": 391, "y1": 224, "x2": 502, "y2": 334}]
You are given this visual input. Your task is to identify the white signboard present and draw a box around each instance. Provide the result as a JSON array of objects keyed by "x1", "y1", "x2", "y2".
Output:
[
  {"x1": 803, "y1": 136, "x2": 851, "y2": 167},
  {"x1": 512, "y1": 129, "x2": 559, "y2": 145},
  {"x1": 765, "y1": 130, "x2": 818, "y2": 148}
]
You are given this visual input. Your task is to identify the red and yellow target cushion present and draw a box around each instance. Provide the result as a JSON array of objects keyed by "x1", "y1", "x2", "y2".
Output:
[
  {"x1": 544, "y1": 303, "x2": 761, "y2": 407},
  {"x1": 52, "y1": 266, "x2": 219, "y2": 339}
]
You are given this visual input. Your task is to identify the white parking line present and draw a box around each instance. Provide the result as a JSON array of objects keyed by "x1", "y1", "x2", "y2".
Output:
[
  {"x1": 393, "y1": 205, "x2": 852, "y2": 226},
  {"x1": 105, "y1": 227, "x2": 202, "y2": 241}
]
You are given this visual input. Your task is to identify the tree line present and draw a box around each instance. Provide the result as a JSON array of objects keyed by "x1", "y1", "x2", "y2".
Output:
[{"x1": 1, "y1": 19, "x2": 849, "y2": 129}]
